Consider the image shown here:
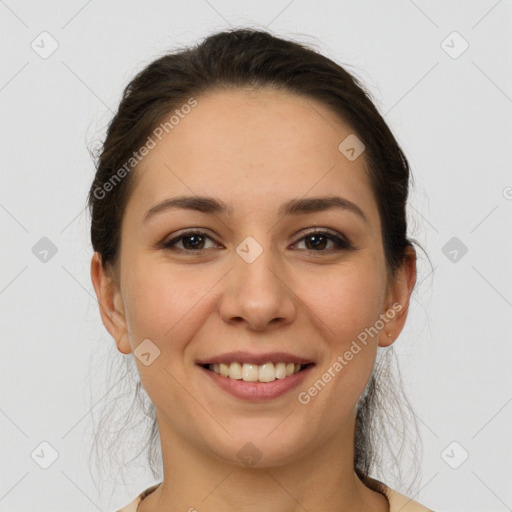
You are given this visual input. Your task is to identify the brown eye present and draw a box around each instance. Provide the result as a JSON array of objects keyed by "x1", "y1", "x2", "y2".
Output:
[
  {"x1": 163, "y1": 231, "x2": 217, "y2": 251},
  {"x1": 161, "y1": 229, "x2": 353, "y2": 254},
  {"x1": 293, "y1": 230, "x2": 353, "y2": 252}
]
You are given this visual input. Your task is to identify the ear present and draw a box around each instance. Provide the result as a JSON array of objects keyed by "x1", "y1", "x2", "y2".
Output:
[
  {"x1": 90, "y1": 252, "x2": 132, "y2": 354},
  {"x1": 378, "y1": 245, "x2": 417, "y2": 347}
]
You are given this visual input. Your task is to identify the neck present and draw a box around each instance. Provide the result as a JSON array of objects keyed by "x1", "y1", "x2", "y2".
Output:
[{"x1": 137, "y1": 414, "x2": 389, "y2": 512}]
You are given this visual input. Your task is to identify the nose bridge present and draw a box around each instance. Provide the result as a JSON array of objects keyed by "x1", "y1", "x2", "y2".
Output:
[
  {"x1": 219, "y1": 234, "x2": 296, "y2": 330},
  {"x1": 236, "y1": 237, "x2": 280, "y2": 293}
]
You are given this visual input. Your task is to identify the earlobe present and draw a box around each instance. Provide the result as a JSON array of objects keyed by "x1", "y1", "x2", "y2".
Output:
[
  {"x1": 90, "y1": 252, "x2": 131, "y2": 353},
  {"x1": 116, "y1": 331, "x2": 132, "y2": 355},
  {"x1": 378, "y1": 328, "x2": 396, "y2": 348},
  {"x1": 111, "y1": 293, "x2": 133, "y2": 354},
  {"x1": 378, "y1": 246, "x2": 417, "y2": 348}
]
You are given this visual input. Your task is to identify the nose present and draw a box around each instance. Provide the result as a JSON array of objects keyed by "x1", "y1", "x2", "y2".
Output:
[{"x1": 218, "y1": 243, "x2": 297, "y2": 332}]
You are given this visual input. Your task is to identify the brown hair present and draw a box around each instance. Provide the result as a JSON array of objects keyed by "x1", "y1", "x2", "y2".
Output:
[{"x1": 87, "y1": 27, "x2": 428, "y2": 497}]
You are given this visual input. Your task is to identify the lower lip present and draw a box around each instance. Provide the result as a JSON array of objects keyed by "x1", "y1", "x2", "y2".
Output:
[{"x1": 198, "y1": 364, "x2": 314, "y2": 401}]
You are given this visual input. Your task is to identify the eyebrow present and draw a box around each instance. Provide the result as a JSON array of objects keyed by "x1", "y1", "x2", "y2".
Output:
[{"x1": 143, "y1": 195, "x2": 369, "y2": 224}]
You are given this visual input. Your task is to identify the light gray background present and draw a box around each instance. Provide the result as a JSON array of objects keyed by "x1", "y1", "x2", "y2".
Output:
[{"x1": 1, "y1": 1, "x2": 511, "y2": 511}]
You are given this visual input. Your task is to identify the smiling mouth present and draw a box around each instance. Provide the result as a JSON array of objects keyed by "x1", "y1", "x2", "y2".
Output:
[{"x1": 200, "y1": 362, "x2": 314, "y2": 383}]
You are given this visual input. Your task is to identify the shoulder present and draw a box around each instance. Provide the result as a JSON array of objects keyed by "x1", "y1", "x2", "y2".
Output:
[
  {"x1": 115, "y1": 497, "x2": 140, "y2": 512},
  {"x1": 115, "y1": 481, "x2": 438, "y2": 512},
  {"x1": 384, "y1": 485, "x2": 436, "y2": 512},
  {"x1": 115, "y1": 483, "x2": 161, "y2": 512},
  {"x1": 363, "y1": 475, "x2": 436, "y2": 512}
]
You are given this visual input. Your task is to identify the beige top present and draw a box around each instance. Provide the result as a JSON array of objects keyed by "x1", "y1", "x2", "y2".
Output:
[{"x1": 115, "y1": 480, "x2": 436, "y2": 512}]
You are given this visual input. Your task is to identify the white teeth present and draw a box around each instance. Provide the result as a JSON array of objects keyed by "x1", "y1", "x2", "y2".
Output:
[
  {"x1": 275, "y1": 362, "x2": 287, "y2": 379},
  {"x1": 228, "y1": 362, "x2": 242, "y2": 379},
  {"x1": 258, "y1": 362, "x2": 275, "y2": 382},
  {"x1": 207, "y1": 361, "x2": 306, "y2": 382},
  {"x1": 242, "y1": 363, "x2": 259, "y2": 381}
]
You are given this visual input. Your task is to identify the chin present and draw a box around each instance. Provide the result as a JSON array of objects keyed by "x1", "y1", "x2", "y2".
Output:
[{"x1": 209, "y1": 430, "x2": 312, "y2": 469}]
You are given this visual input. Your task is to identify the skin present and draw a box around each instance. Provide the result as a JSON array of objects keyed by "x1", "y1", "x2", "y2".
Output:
[{"x1": 91, "y1": 87, "x2": 416, "y2": 512}]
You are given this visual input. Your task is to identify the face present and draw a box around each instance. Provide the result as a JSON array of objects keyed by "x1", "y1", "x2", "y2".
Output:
[{"x1": 92, "y1": 87, "x2": 415, "y2": 469}]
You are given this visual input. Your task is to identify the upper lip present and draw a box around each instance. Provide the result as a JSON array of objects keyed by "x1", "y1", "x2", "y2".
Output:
[{"x1": 196, "y1": 351, "x2": 315, "y2": 366}]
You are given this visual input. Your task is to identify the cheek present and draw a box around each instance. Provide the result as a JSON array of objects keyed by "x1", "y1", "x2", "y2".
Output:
[
  {"x1": 303, "y1": 263, "x2": 385, "y2": 343},
  {"x1": 121, "y1": 262, "x2": 193, "y2": 344},
  {"x1": 120, "y1": 263, "x2": 207, "y2": 398},
  {"x1": 121, "y1": 258, "x2": 222, "y2": 354},
  {"x1": 298, "y1": 266, "x2": 384, "y2": 406}
]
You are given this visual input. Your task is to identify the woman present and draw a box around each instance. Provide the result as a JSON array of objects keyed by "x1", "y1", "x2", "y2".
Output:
[{"x1": 88, "y1": 28, "x2": 435, "y2": 512}]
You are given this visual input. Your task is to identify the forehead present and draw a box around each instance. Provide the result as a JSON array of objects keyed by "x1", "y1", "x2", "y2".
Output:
[{"x1": 125, "y1": 87, "x2": 379, "y2": 228}]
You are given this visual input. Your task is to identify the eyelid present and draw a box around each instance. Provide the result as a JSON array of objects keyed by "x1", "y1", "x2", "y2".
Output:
[
  {"x1": 293, "y1": 227, "x2": 348, "y2": 242},
  {"x1": 290, "y1": 228, "x2": 353, "y2": 250},
  {"x1": 161, "y1": 228, "x2": 220, "y2": 250},
  {"x1": 161, "y1": 227, "x2": 354, "y2": 252}
]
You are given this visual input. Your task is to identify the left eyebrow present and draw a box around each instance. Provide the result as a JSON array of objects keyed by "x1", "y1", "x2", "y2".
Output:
[{"x1": 143, "y1": 194, "x2": 369, "y2": 225}]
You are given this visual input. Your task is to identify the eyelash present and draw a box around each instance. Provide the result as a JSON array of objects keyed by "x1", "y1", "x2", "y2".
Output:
[{"x1": 161, "y1": 229, "x2": 354, "y2": 254}]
